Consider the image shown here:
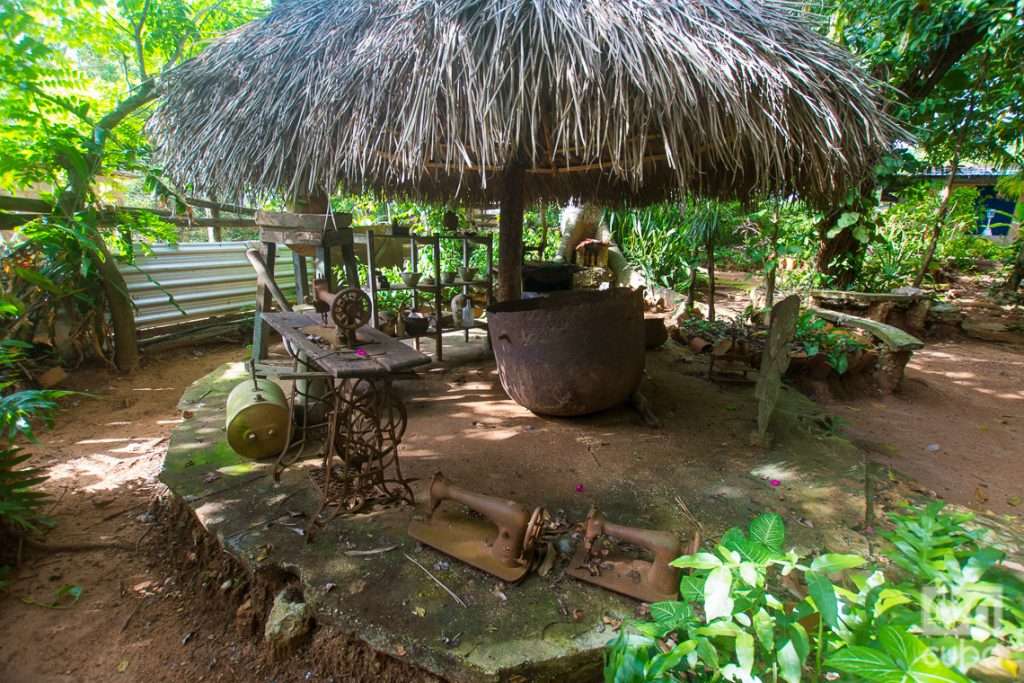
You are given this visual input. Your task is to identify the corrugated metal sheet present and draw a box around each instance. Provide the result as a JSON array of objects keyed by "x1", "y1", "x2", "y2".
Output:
[{"x1": 118, "y1": 242, "x2": 295, "y2": 329}]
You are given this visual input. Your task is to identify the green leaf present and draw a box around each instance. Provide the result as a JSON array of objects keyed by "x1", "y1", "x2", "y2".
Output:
[
  {"x1": 13, "y1": 267, "x2": 62, "y2": 295},
  {"x1": 788, "y1": 623, "x2": 811, "y2": 662},
  {"x1": 837, "y1": 211, "x2": 861, "y2": 229},
  {"x1": 646, "y1": 640, "x2": 697, "y2": 679},
  {"x1": 777, "y1": 639, "x2": 803, "y2": 683},
  {"x1": 749, "y1": 513, "x2": 785, "y2": 552},
  {"x1": 703, "y1": 566, "x2": 734, "y2": 622},
  {"x1": 753, "y1": 608, "x2": 775, "y2": 652},
  {"x1": 671, "y1": 552, "x2": 722, "y2": 570},
  {"x1": 805, "y1": 571, "x2": 839, "y2": 628},
  {"x1": 650, "y1": 601, "x2": 691, "y2": 628},
  {"x1": 828, "y1": 646, "x2": 904, "y2": 682},
  {"x1": 811, "y1": 553, "x2": 867, "y2": 574},
  {"x1": 696, "y1": 637, "x2": 720, "y2": 671},
  {"x1": 736, "y1": 631, "x2": 755, "y2": 673},
  {"x1": 680, "y1": 574, "x2": 705, "y2": 601}
]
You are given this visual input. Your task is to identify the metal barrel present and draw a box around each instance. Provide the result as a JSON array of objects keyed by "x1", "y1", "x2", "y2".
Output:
[{"x1": 225, "y1": 379, "x2": 290, "y2": 459}]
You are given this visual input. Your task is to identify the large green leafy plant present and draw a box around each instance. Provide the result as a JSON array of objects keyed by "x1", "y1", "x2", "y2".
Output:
[
  {"x1": 605, "y1": 504, "x2": 1023, "y2": 682},
  {"x1": 0, "y1": 340, "x2": 69, "y2": 590}
]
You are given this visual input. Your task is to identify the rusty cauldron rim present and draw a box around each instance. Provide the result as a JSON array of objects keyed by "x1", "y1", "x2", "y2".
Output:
[{"x1": 487, "y1": 287, "x2": 636, "y2": 315}]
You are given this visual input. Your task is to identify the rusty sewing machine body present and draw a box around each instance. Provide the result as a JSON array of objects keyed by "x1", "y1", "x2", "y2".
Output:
[
  {"x1": 309, "y1": 279, "x2": 372, "y2": 348},
  {"x1": 566, "y1": 507, "x2": 682, "y2": 603},
  {"x1": 408, "y1": 473, "x2": 544, "y2": 583}
]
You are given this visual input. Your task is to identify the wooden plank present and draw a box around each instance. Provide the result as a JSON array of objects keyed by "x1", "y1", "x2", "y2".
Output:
[
  {"x1": 260, "y1": 227, "x2": 354, "y2": 247},
  {"x1": 255, "y1": 211, "x2": 353, "y2": 230},
  {"x1": 0, "y1": 196, "x2": 51, "y2": 213},
  {"x1": 185, "y1": 197, "x2": 256, "y2": 216},
  {"x1": 809, "y1": 305, "x2": 924, "y2": 351},
  {"x1": 810, "y1": 289, "x2": 923, "y2": 305},
  {"x1": 261, "y1": 312, "x2": 429, "y2": 377}
]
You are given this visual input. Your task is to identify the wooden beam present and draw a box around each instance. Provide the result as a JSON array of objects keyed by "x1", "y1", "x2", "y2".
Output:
[{"x1": 498, "y1": 160, "x2": 526, "y2": 302}]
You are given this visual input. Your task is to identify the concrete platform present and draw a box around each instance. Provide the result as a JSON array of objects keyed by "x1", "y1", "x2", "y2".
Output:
[
  {"x1": 162, "y1": 340, "x2": 879, "y2": 681},
  {"x1": 162, "y1": 362, "x2": 635, "y2": 683}
]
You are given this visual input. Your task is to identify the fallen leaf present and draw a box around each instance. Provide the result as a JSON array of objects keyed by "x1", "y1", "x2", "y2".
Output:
[
  {"x1": 1007, "y1": 496, "x2": 1021, "y2": 507},
  {"x1": 975, "y1": 487, "x2": 990, "y2": 504},
  {"x1": 412, "y1": 606, "x2": 425, "y2": 618},
  {"x1": 116, "y1": 660, "x2": 129, "y2": 673},
  {"x1": 395, "y1": 645, "x2": 407, "y2": 657}
]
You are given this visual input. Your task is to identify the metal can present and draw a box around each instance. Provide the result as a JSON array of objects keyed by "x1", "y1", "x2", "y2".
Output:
[{"x1": 225, "y1": 379, "x2": 289, "y2": 459}]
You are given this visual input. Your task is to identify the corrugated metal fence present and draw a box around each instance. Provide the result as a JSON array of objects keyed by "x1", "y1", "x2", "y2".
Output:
[{"x1": 118, "y1": 242, "x2": 294, "y2": 331}]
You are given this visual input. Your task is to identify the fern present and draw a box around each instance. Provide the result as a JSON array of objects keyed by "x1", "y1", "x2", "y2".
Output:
[{"x1": 0, "y1": 446, "x2": 50, "y2": 534}]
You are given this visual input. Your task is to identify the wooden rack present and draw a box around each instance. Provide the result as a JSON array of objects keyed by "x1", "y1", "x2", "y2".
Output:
[{"x1": 355, "y1": 231, "x2": 493, "y2": 361}]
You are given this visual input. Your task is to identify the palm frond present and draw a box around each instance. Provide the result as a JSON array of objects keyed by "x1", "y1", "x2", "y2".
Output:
[{"x1": 149, "y1": 0, "x2": 900, "y2": 208}]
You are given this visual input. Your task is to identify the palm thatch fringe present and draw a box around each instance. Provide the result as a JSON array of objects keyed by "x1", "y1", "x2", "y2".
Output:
[{"x1": 150, "y1": 0, "x2": 900, "y2": 207}]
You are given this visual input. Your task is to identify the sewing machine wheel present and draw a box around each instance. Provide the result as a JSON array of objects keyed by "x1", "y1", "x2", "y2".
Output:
[
  {"x1": 330, "y1": 288, "x2": 371, "y2": 332},
  {"x1": 523, "y1": 507, "x2": 545, "y2": 557}
]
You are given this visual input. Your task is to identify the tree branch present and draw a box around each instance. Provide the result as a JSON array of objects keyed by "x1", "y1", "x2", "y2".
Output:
[
  {"x1": 896, "y1": 20, "x2": 986, "y2": 102},
  {"x1": 131, "y1": 0, "x2": 153, "y2": 80}
]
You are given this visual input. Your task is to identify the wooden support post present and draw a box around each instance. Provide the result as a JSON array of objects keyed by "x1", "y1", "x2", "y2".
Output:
[
  {"x1": 367, "y1": 230, "x2": 379, "y2": 328},
  {"x1": 497, "y1": 160, "x2": 526, "y2": 302},
  {"x1": 292, "y1": 252, "x2": 308, "y2": 304},
  {"x1": 433, "y1": 235, "x2": 443, "y2": 361},
  {"x1": 207, "y1": 195, "x2": 222, "y2": 242},
  {"x1": 252, "y1": 241, "x2": 277, "y2": 360}
]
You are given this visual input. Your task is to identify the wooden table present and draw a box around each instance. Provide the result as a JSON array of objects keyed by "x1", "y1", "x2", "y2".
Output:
[
  {"x1": 259, "y1": 311, "x2": 431, "y2": 377},
  {"x1": 255, "y1": 311, "x2": 430, "y2": 537}
]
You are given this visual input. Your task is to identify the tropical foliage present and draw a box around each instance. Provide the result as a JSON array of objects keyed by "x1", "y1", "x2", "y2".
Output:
[{"x1": 604, "y1": 503, "x2": 1024, "y2": 682}]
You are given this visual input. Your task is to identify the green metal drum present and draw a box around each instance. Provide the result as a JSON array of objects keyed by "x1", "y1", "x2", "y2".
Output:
[{"x1": 225, "y1": 379, "x2": 289, "y2": 459}]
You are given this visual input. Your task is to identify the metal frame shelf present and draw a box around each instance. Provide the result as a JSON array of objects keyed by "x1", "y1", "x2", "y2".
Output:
[{"x1": 355, "y1": 231, "x2": 493, "y2": 361}]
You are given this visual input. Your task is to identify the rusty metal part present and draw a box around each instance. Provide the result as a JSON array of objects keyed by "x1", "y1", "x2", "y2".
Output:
[
  {"x1": 487, "y1": 288, "x2": 645, "y2": 416},
  {"x1": 300, "y1": 376, "x2": 413, "y2": 537},
  {"x1": 408, "y1": 473, "x2": 543, "y2": 582},
  {"x1": 312, "y1": 280, "x2": 371, "y2": 346},
  {"x1": 566, "y1": 507, "x2": 681, "y2": 603}
]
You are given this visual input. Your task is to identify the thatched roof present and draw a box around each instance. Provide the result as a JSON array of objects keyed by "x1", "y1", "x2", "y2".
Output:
[{"x1": 150, "y1": 0, "x2": 899, "y2": 207}]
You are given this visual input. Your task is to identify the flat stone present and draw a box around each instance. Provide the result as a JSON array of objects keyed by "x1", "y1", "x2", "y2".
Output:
[{"x1": 962, "y1": 319, "x2": 1023, "y2": 344}]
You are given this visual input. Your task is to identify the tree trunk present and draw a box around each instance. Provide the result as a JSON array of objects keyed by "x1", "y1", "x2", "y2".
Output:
[
  {"x1": 684, "y1": 265, "x2": 698, "y2": 313},
  {"x1": 764, "y1": 209, "x2": 780, "y2": 311},
  {"x1": 706, "y1": 238, "x2": 716, "y2": 321},
  {"x1": 497, "y1": 160, "x2": 526, "y2": 302},
  {"x1": 815, "y1": 213, "x2": 863, "y2": 289},
  {"x1": 913, "y1": 158, "x2": 959, "y2": 288},
  {"x1": 1003, "y1": 191, "x2": 1024, "y2": 292}
]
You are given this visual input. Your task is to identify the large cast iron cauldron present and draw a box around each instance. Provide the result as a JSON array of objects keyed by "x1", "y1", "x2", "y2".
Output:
[{"x1": 487, "y1": 288, "x2": 645, "y2": 416}]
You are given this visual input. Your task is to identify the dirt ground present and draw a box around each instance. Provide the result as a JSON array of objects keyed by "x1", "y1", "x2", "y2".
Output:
[
  {"x1": 829, "y1": 337, "x2": 1024, "y2": 516},
  {"x1": 2, "y1": 286, "x2": 1023, "y2": 680}
]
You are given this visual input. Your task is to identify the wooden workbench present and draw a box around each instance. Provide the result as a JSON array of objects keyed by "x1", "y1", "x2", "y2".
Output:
[{"x1": 259, "y1": 311, "x2": 430, "y2": 377}]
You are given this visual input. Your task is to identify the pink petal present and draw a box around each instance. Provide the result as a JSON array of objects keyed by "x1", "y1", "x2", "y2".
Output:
[
  {"x1": 575, "y1": 484, "x2": 585, "y2": 493},
  {"x1": 770, "y1": 479, "x2": 782, "y2": 487},
  {"x1": 355, "y1": 348, "x2": 368, "y2": 357}
]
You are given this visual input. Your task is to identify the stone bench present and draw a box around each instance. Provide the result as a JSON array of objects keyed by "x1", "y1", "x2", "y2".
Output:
[{"x1": 808, "y1": 305, "x2": 924, "y2": 393}]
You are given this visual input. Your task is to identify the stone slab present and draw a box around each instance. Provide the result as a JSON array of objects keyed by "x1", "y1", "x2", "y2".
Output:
[{"x1": 162, "y1": 363, "x2": 635, "y2": 682}]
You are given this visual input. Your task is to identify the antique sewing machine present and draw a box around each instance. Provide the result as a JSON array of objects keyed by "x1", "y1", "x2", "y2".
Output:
[
  {"x1": 408, "y1": 473, "x2": 544, "y2": 582},
  {"x1": 566, "y1": 507, "x2": 682, "y2": 602}
]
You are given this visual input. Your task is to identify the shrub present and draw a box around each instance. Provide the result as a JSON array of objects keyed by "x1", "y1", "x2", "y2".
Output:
[{"x1": 604, "y1": 503, "x2": 1023, "y2": 682}]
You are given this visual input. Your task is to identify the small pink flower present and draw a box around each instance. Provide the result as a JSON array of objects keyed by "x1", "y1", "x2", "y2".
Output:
[
  {"x1": 354, "y1": 348, "x2": 368, "y2": 357},
  {"x1": 769, "y1": 479, "x2": 782, "y2": 488},
  {"x1": 575, "y1": 483, "x2": 585, "y2": 493}
]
